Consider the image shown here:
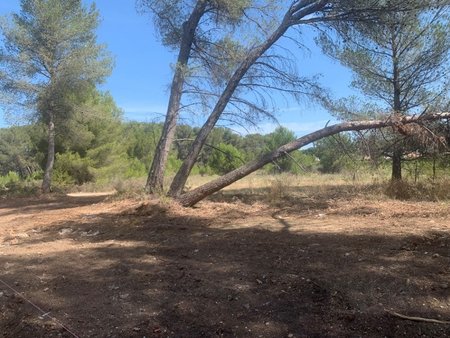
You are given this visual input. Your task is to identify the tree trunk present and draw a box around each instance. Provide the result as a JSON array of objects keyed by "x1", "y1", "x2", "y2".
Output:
[
  {"x1": 145, "y1": 0, "x2": 207, "y2": 194},
  {"x1": 177, "y1": 112, "x2": 450, "y2": 207},
  {"x1": 391, "y1": 28, "x2": 403, "y2": 182},
  {"x1": 391, "y1": 147, "x2": 402, "y2": 181},
  {"x1": 42, "y1": 114, "x2": 55, "y2": 193}
]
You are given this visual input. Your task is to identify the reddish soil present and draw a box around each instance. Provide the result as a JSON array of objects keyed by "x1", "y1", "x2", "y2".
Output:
[{"x1": 0, "y1": 190, "x2": 449, "y2": 337}]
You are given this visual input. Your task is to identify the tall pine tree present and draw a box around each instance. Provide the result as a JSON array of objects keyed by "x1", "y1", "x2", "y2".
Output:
[{"x1": 0, "y1": 0, "x2": 112, "y2": 192}]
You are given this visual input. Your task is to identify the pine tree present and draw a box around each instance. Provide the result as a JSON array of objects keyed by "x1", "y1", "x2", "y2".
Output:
[{"x1": 0, "y1": 0, "x2": 112, "y2": 192}]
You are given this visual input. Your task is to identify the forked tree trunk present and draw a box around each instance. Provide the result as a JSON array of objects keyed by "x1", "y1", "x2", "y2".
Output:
[
  {"x1": 42, "y1": 113, "x2": 55, "y2": 193},
  {"x1": 176, "y1": 113, "x2": 450, "y2": 207},
  {"x1": 146, "y1": 0, "x2": 207, "y2": 194}
]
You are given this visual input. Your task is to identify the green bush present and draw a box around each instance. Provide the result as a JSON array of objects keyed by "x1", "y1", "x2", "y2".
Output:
[
  {"x1": 0, "y1": 171, "x2": 21, "y2": 189},
  {"x1": 209, "y1": 143, "x2": 244, "y2": 175},
  {"x1": 53, "y1": 152, "x2": 94, "y2": 185},
  {"x1": 0, "y1": 171, "x2": 40, "y2": 196}
]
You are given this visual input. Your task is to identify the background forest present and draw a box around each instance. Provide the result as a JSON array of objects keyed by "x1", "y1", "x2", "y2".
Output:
[{"x1": 3, "y1": 115, "x2": 450, "y2": 196}]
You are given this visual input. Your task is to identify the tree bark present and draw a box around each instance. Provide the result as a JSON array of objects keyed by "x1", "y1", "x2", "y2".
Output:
[
  {"x1": 177, "y1": 112, "x2": 450, "y2": 207},
  {"x1": 145, "y1": 0, "x2": 207, "y2": 194},
  {"x1": 42, "y1": 113, "x2": 55, "y2": 193},
  {"x1": 391, "y1": 146, "x2": 402, "y2": 181},
  {"x1": 168, "y1": 2, "x2": 329, "y2": 197}
]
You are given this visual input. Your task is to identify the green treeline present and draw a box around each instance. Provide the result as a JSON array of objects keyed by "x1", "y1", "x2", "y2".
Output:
[
  {"x1": 3, "y1": 103, "x2": 450, "y2": 193},
  {"x1": 1, "y1": 97, "x2": 361, "y2": 190}
]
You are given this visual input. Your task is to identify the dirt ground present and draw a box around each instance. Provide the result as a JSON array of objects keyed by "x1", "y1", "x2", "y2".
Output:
[{"x1": 0, "y1": 187, "x2": 449, "y2": 337}]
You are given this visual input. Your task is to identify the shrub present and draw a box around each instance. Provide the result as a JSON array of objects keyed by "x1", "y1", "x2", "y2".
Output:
[
  {"x1": 0, "y1": 171, "x2": 21, "y2": 190},
  {"x1": 53, "y1": 152, "x2": 94, "y2": 185}
]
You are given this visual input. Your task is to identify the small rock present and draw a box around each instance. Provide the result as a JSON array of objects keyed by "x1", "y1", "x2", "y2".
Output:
[
  {"x1": 440, "y1": 283, "x2": 449, "y2": 289},
  {"x1": 432, "y1": 253, "x2": 440, "y2": 258},
  {"x1": 256, "y1": 279, "x2": 263, "y2": 285},
  {"x1": 133, "y1": 327, "x2": 141, "y2": 332},
  {"x1": 265, "y1": 322, "x2": 270, "y2": 326},
  {"x1": 119, "y1": 293, "x2": 129, "y2": 300},
  {"x1": 58, "y1": 228, "x2": 72, "y2": 236},
  {"x1": 288, "y1": 334, "x2": 294, "y2": 338}
]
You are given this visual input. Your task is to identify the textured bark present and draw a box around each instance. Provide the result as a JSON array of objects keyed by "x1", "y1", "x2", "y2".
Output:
[
  {"x1": 177, "y1": 112, "x2": 450, "y2": 207},
  {"x1": 41, "y1": 113, "x2": 55, "y2": 193},
  {"x1": 391, "y1": 147, "x2": 402, "y2": 181},
  {"x1": 168, "y1": 2, "x2": 328, "y2": 197},
  {"x1": 146, "y1": 0, "x2": 207, "y2": 194}
]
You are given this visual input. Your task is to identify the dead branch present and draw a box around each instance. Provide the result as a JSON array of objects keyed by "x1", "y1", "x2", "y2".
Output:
[{"x1": 386, "y1": 310, "x2": 450, "y2": 324}]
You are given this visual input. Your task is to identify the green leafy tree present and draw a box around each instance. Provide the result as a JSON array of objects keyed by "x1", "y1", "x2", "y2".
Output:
[
  {"x1": 265, "y1": 126, "x2": 297, "y2": 173},
  {"x1": 312, "y1": 133, "x2": 357, "y2": 173},
  {"x1": 320, "y1": 6, "x2": 450, "y2": 181},
  {"x1": 52, "y1": 90, "x2": 135, "y2": 186},
  {"x1": 0, "y1": 126, "x2": 42, "y2": 177},
  {"x1": 0, "y1": 0, "x2": 112, "y2": 192},
  {"x1": 123, "y1": 122, "x2": 163, "y2": 169},
  {"x1": 209, "y1": 142, "x2": 244, "y2": 175}
]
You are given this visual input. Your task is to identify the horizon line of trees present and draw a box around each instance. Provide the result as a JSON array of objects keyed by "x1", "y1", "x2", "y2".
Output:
[{"x1": 3, "y1": 118, "x2": 450, "y2": 191}]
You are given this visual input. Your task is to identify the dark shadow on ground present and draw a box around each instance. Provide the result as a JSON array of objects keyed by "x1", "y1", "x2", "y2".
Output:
[
  {"x1": 0, "y1": 194, "x2": 113, "y2": 217},
  {"x1": 0, "y1": 201, "x2": 449, "y2": 338},
  {"x1": 209, "y1": 183, "x2": 383, "y2": 207}
]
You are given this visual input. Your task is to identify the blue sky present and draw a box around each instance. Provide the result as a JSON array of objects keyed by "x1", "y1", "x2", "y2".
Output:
[{"x1": 0, "y1": 1, "x2": 356, "y2": 135}]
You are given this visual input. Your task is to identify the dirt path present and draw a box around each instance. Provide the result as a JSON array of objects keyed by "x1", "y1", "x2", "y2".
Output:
[{"x1": 0, "y1": 193, "x2": 449, "y2": 337}]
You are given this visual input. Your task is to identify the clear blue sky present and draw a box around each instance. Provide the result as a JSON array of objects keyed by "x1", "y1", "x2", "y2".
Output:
[{"x1": 0, "y1": 1, "x2": 356, "y2": 135}]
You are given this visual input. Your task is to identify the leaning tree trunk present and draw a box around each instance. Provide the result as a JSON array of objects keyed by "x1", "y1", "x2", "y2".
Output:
[
  {"x1": 146, "y1": 0, "x2": 207, "y2": 194},
  {"x1": 177, "y1": 112, "x2": 450, "y2": 207},
  {"x1": 42, "y1": 113, "x2": 55, "y2": 193}
]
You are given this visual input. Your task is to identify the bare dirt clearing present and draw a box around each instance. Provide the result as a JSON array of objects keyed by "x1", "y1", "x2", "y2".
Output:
[{"x1": 0, "y1": 189, "x2": 449, "y2": 337}]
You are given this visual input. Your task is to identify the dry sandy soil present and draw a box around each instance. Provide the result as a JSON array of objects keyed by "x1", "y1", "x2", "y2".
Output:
[{"x1": 0, "y1": 187, "x2": 449, "y2": 337}]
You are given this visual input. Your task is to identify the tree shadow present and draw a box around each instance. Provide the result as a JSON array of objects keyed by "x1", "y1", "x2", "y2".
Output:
[
  {"x1": 0, "y1": 194, "x2": 113, "y2": 217},
  {"x1": 0, "y1": 201, "x2": 449, "y2": 338}
]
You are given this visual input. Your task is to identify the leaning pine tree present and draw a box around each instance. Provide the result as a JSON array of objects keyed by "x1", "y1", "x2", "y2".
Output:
[{"x1": 0, "y1": 0, "x2": 112, "y2": 192}]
